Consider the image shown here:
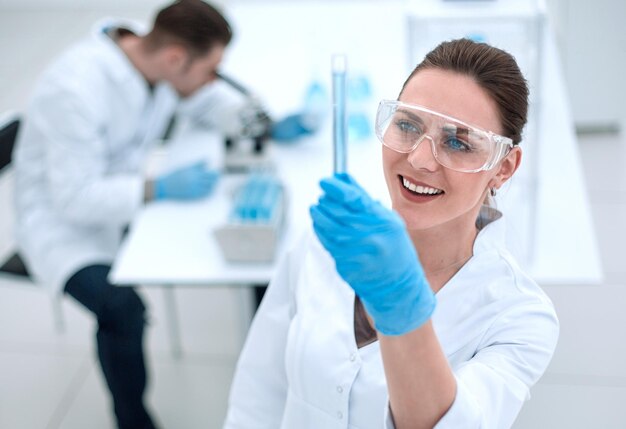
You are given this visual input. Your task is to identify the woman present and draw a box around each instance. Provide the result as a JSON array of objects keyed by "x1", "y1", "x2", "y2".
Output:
[{"x1": 224, "y1": 39, "x2": 559, "y2": 429}]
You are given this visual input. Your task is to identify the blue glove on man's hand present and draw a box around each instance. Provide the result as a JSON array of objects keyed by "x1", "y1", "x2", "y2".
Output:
[
  {"x1": 271, "y1": 113, "x2": 315, "y2": 142},
  {"x1": 310, "y1": 173, "x2": 436, "y2": 336},
  {"x1": 154, "y1": 161, "x2": 219, "y2": 201}
]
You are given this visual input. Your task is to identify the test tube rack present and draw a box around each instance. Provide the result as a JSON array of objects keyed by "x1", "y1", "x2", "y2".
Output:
[{"x1": 213, "y1": 174, "x2": 286, "y2": 263}]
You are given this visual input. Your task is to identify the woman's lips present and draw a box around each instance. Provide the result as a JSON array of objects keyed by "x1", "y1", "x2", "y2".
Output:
[{"x1": 398, "y1": 175, "x2": 444, "y2": 203}]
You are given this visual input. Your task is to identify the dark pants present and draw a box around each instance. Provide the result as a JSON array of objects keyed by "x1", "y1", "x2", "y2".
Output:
[
  {"x1": 64, "y1": 265, "x2": 157, "y2": 429},
  {"x1": 254, "y1": 285, "x2": 267, "y2": 309}
]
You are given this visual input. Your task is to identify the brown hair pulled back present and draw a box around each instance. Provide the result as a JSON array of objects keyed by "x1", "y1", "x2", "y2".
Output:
[{"x1": 401, "y1": 39, "x2": 529, "y2": 145}]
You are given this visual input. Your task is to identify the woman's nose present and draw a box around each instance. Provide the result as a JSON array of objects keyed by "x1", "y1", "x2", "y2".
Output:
[{"x1": 407, "y1": 135, "x2": 439, "y2": 171}]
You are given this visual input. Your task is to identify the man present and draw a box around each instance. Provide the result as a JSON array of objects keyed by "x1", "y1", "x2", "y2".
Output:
[{"x1": 12, "y1": 1, "x2": 255, "y2": 427}]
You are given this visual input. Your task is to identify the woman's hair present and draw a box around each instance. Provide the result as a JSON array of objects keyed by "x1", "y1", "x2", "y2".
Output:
[
  {"x1": 400, "y1": 38, "x2": 529, "y2": 145},
  {"x1": 144, "y1": 0, "x2": 233, "y2": 56}
]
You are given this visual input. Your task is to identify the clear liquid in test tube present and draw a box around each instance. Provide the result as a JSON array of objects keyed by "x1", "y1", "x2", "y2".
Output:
[{"x1": 332, "y1": 54, "x2": 347, "y2": 174}]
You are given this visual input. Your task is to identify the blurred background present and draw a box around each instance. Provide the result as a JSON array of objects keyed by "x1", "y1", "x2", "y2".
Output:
[{"x1": 0, "y1": 0, "x2": 625, "y2": 428}]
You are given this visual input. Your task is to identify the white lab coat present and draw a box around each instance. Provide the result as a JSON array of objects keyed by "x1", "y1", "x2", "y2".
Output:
[
  {"x1": 224, "y1": 208, "x2": 559, "y2": 429},
  {"x1": 13, "y1": 19, "x2": 244, "y2": 293}
]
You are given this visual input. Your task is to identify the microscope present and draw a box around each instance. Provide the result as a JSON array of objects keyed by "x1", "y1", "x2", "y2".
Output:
[
  {"x1": 210, "y1": 73, "x2": 286, "y2": 263},
  {"x1": 215, "y1": 72, "x2": 274, "y2": 172}
]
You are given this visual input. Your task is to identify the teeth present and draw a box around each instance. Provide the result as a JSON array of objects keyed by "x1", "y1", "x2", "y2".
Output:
[{"x1": 402, "y1": 177, "x2": 443, "y2": 195}]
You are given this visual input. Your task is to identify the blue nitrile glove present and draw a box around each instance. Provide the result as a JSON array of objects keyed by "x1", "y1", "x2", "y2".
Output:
[
  {"x1": 154, "y1": 161, "x2": 219, "y2": 200},
  {"x1": 309, "y1": 173, "x2": 436, "y2": 336},
  {"x1": 271, "y1": 113, "x2": 315, "y2": 142}
]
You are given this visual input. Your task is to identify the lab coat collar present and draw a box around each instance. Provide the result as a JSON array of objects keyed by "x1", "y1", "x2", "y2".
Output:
[
  {"x1": 433, "y1": 205, "x2": 506, "y2": 319},
  {"x1": 90, "y1": 18, "x2": 150, "y2": 90},
  {"x1": 432, "y1": 206, "x2": 511, "y2": 356}
]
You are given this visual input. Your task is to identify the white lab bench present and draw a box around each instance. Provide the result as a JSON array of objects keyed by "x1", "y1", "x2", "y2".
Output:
[{"x1": 109, "y1": 116, "x2": 359, "y2": 354}]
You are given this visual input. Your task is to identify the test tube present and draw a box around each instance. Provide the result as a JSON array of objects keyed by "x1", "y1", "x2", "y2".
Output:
[{"x1": 332, "y1": 54, "x2": 347, "y2": 174}]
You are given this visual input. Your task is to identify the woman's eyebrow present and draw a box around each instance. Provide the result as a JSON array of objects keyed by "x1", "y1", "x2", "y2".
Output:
[{"x1": 396, "y1": 108, "x2": 425, "y2": 125}]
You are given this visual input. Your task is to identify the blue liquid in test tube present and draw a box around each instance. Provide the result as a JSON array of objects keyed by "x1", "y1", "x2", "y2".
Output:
[{"x1": 332, "y1": 54, "x2": 347, "y2": 174}]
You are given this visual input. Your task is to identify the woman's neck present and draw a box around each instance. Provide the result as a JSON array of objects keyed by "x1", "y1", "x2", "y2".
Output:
[{"x1": 409, "y1": 218, "x2": 478, "y2": 293}]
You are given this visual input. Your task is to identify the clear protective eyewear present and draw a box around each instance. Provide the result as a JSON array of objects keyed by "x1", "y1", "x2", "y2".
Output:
[{"x1": 375, "y1": 100, "x2": 514, "y2": 173}]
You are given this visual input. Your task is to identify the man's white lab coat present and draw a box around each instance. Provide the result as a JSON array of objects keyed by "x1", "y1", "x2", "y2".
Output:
[
  {"x1": 224, "y1": 209, "x2": 559, "y2": 429},
  {"x1": 12, "y1": 19, "x2": 242, "y2": 292}
]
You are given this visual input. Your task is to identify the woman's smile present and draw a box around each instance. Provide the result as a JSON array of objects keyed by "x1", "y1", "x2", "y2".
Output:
[{"x1": 397, "y1": 175, "x2": 444, "y2": 204}]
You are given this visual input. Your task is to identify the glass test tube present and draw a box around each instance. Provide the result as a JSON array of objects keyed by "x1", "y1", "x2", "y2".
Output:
[{"x1": 332, "y1": 54, "x2": 347, "y2": 174}]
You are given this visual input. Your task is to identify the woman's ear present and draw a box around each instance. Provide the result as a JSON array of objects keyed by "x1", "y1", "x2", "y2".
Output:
[{"x1": 491, "y1": 146, "x2": 522, "y2": 189}]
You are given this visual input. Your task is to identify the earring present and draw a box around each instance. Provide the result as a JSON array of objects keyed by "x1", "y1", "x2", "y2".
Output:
[{"x1": 490, "y1": 187, "x2": 497, "y2": 197}]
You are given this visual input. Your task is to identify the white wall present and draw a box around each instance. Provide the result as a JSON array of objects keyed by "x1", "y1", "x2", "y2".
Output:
[
  {"x1": 547, "y1": 0, "x2": 625, "y2": 131},
  {"x1": 0, "y1": 0, "x2": 168, "y2": 10},
  {"x1": 1, "y1": 0, "x2": 624, "y2": 131}
]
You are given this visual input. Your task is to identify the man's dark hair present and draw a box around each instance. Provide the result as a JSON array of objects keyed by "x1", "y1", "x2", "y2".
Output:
[{"x1": 144, "y1": 0, "x2": 232, "y2": 56}]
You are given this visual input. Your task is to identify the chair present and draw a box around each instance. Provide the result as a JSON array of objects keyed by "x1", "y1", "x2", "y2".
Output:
[{"x1": 0, "y1": 112, "x2": 65, "y2": 333}]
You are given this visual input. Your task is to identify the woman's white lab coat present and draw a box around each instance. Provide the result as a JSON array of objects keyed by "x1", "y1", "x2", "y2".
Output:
[
  {"x1": 13, "y1": 19, "x2": 243, "y2": 293},
  {"x1": 224, "y1": 208, "x2": 559, "y2": 429}
]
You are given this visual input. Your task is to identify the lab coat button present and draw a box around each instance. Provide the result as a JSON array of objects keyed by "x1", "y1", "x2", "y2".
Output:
[
  {"x1": 336, "y1": 385, "x2": 343, "y2": 393},
  {"x1": 337, "y1": 411, "x2": 343, "y2": 419},
  {"x1": 349, "y1": 353, "x2": 356, "y2": 362}
]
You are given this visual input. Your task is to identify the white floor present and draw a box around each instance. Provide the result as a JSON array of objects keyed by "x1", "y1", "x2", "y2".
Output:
[
  {"x1": 512, "y1": 132, "x2": 626, "y2": 429},
  {"x1": 0, "y1": 280, "x2": 244, "y2": 429},
  {"x1": 2, "y1": 7, "x2": 626, "y2": 429}
]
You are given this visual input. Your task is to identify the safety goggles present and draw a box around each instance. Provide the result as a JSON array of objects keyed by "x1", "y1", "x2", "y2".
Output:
[{"x1": 375, "y1": 100, "x2": 514, "y2": 173}]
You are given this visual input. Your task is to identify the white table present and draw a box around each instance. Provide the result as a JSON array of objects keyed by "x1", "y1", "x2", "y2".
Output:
[
  {"x1": 108, "y1": 168, "x2": 277, "y2": 358},
  {"x1": 108, "y1": 124, "x2": 386, "y2": 356}
]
